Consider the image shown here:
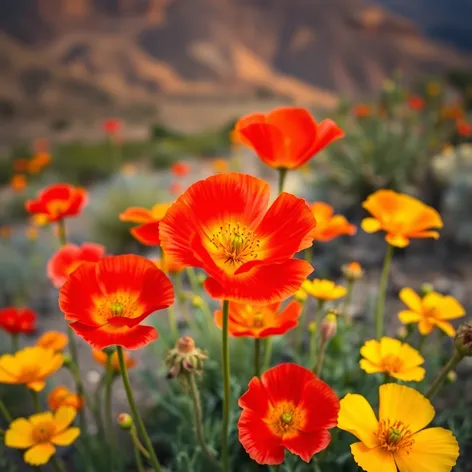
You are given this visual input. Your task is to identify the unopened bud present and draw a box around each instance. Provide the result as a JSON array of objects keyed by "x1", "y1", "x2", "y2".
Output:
[
  {"x1": 447, "y1": 371, "x2": 457, "y2": 383},
  {"x1": 294, "y1": 289, "x2": 308, "y2": 302},
  {"x1": 62, "y1": 354, "x2": 73, "y2": 368},
  {"x1": 117, "y1": 413, "x2": 133, "y2": 430},
  {"x1": 191, "y1": 296, "x2": 204, "y2": 308},
  {"x1": 341, "y1": 261, "x2": 364, "y2": 282},
  {"x1": 166, "y1": 336, "x2": 208, "y2": 379},
  {"x1": 320, "y1": 314, "x2": 337, "y2": 341},
  {"x1": 177, "y1": 336, "x2": 195, "y2": 354},
  {"x1": 454, "y1": 322, "x2": 472, "y2": 357},
  {"x1": 420, "y1": 283, "x2": 434, "y2": 296},
  {"x1": 308, "y1": 322, "x2": 317, "y2": 334},
  {"x1": 397, "y1": 326, "x2": 408, "y2": 339}
]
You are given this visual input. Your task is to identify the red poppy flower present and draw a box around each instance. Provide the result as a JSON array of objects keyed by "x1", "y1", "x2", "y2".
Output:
[
  {"x1": 25, "y1": 184, "x2": 87, "y2": 223},
  {"x1": 407, "y1": 96, "x2": 425, "y2": 111},
  {"x1": 160, "y1": 173, "x2": 316, "y2": 304},
  {"x1": 234, "y1": 107, "x2": 344, "y2": 170},
  {"x1": 47, "y1": 243, "x2": 106, "y2": 288},
  {"x1": 353, "y1": 104, "x2": 372, "y2": 118},
  {"x1": 59, "y1": 255, "x2": 174, "y2": 349},
  {"x1": 310, "y1": 202, "x2": 357, "y2": 242},
  {"x1": 103, "y1": 118, "x2": 121, "y2": 135},
  {"x1": 0, "y1": 308, "x2": 37, "y2": 335},
  {"x1": 238, "y1": 363, "x2": 339, "y2": 465},
  {"x1": 119, "y1": 204, "x2": 170, "y2": 246},
  {"x1": 171, "y1": 162, "x2": 190, "y2": 176},
  {"x1": 214, "y1": 301, "x2": 301, "y2": 338},
  {"x1": 456, "y1": 119, "x2": 472, "y2": 138}
]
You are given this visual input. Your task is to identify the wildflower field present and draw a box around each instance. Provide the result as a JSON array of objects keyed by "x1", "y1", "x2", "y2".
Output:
[{"x1": 1, "y1": 78, "x2": 472, "y2": 472}]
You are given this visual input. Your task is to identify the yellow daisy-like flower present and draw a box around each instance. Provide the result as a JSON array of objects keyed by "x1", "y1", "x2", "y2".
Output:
[
  {"x1": 360, "y1": 337, "x2": 425, "y2": 381},
  {"x1": 0, "y1": 346, "x2": 63, "y2": 392},
  {"x1": 5, "y1": 406, "x2": 80, "y2": 466},
  {"x1": 36, "y1": 331, "x2": 68, "y2": 352},
  {"x1": 302, "y1": 279, "x2": 347, "y2": 301},
  {"x1": 398, "y1": 288, "x2": 465, "y2": 337},
  {"x1": 338, "y1": 384, "x2": 459, "y2": 472}
]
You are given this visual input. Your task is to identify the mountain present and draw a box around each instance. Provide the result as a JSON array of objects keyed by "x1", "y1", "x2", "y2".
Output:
[{"x1": 0, "y1": 0, "x2": 470, "y2": 118}]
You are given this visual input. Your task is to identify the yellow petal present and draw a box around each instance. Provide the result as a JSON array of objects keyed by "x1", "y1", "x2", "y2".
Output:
[
  {"x1": 436, "y1": 297, "x2": 465, "y2": 320},
  {"x1": 360, "y1": 339, "x2": 381, "y2": 364},
  {"x1": 338, "y1": 394, "x2": 379, "y2": 448},
  {"x1": 379, "y1": 337, "x2": 402, "y2": 358},
  {"x1": 394, "y1": 427, "x2": 459, "y2": 472},
  {"x1": 399, "y1": 288, "x2": 422, "y2": 312},
  {"x1": 54, "y1": 406, "x2": 77, "y2": 432},
  {"x1": 24, "y1": 443, "x2": 56, "y2": 466},
  {"x1": 418, "y1": 319, "x2": 434, "y2": 335},
  {"x1": 5, "y1": 419, "x2": 35, "y2": 449},
  {"x1": 351, "y1": 443, "x2": 397, "y2": 472},
  {"x1": 379, "y1": 384, "x2": 434, "y2": 433},
  {"x1": 52, "y1": 427, "x2": 80, "y2": 446},
  {"x1": 0, "y1": 354, "x2": 21, "y2": 378},
  {"x1": 398, "y1": 343, "x2": 425, "y2": 369},
  {"x1": 385, "y1": 233, "x2": 409, "y2": 247},
  {"x1": 398, "y1": 310, "x2": 421, "y2": 324},
  {"x1": 392, "y1": 366, "x2": 426, "y2": 382},
  {"x1": 360, "y1": 359, "x2": 383, "y2": 374},
  {"x1": 332, "y1": 286, "x2": 347, "y2": 299},
  {"x1": 434, "y1": 320, "x2": 456, "y2": 337},
  {"x1": 29, "y1": 412, "x2": 54, "y2": 426},
  {"x1": 27, "y1": 381, "x2": 46, "y2": 392},
  {"x1": 361, "y1": 218, "x2": 381, "y2": 233}
]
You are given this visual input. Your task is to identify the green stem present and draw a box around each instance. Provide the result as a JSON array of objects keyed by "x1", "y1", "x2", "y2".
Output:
[
  {"x1": 31, "y1": 390, "x2": 40, "y2": 412},
  {"x1": 10, "y1": 334, "x2": 18, "y2": 353},
  {"x1": 315, "y1": 300, "x2": 325, "y2": 347},
  {"x1": 295, "y1": 301, "x2": 307, "y2": 358},
  {"x1": 262, "y1": 338, "x2": 273, "y2": 372},
  {"x1": 314, "y1": 339, "x2": 327, "y2": 377},
  {"x1": 313, "y1": 457, "x2": 323, "y2": 472},
  {"x1": 188, "y1": 374, "x2": 222, "y2": 470},
  {"x1": 304, "y1": 248, "x2": 311, "y2": 264},
  {"x1": 418, "y1": 334, "x2": 426, "y2": 354},
  {"x1": 309, "y1": 326, "x2": 317, "y2": 370},
  {"x1": 117, "y1": 346, "x2": 162, "y2": 472},
  {"x1": 167, "y1": 304, "x2": 179, "y2": 341},
  {"x1": 254, "y1": 339, "x2": 261, "y2": 377},
  {"x1": 0, "y1": 399, "x2": 12, "y2": 422},
  {"x1": 342, "y1": 281, "x2": 354, "y2": 325},
  {"x1": 425, "y1": 351, "x2": 464, "y2": 400},
  {"x1": 104, "y1": 356, "x2": 117, "y2": 467},
  {"x1": 278, "y1": 168, "x2": 288, "y2": 193},
  {"x1": 56, "y1": 220, "x2": 67, "y2": 247},
  {"x1": 272, "y1": 465, "x2": 280, "y2": 472},
  {"x1": 221, "y1": 300, "x2": 231, "y2": 472},
  {"x1": 131, "y1": 430, "x2": 146, "y2": 472},
  {"x1": 51, "y1": 456, "x2": 67, "y2": 472},
  {"x1": 375, "y1": 244, "x2": 394, "y2": 339},
  {"x1": 185, "y1": 267, "x2": 200, "y2": 293}
]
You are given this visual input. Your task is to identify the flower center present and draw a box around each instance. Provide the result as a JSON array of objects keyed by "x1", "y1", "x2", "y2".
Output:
[
  {"x1": 380, "y1": 354, "x2": 403, "y2": 374},
  {"x1": 265, "y1": 401, "x2": 306, "y2": 439},
  {"x1": 18, "y1": 365, "x2": 39, "y2": 383},
  {"x1": 210, "y1": 222, "x2": 260, "y2": 270},
  {"x1": 377, "y1": 419, "x2": 414, "y2": 453},
  {"x1": 252, "y1": 312, "x2": 265, "y2": 328},
  {"x1": 93, "y1": 291, "x2": 143, "y2": 322},
  {"x1": 46, "y1": 199, "x2": 69, "y2": 217},
  {"x1": 111, "y1": 302, "x2": 124, "y2": 316},
  {"x1": 32, "y1": 422, "x2": 56, "y2": 443}
]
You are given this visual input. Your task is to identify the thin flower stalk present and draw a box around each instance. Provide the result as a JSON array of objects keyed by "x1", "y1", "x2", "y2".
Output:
[
  {"x1": 375, "y1": 244, "x2": 394, "y2": 339},
  {"x1": 425, "y1": 351, "x2": 464, "y2": 399},
  {"x1": 0, "y1": 399, "x2": 12, "y2": 422},
  {"x1": 254, "y1": 339, "x2": 261, "y2": 377},
  {"x1": 221, "y1": 299, "x2": 231, "y2": 472},
  {"x1": 10, "y1": 333, "x2": 18, "y2": 353},
  {"x1": 295, "y1": 300, "x2": 307, "y2": 357},
  {"x1": 105, "y1": 355, "x2": 117, "y2": 465},
  {"x1": 315, "y1": 300, "x2": 326, "y2": 346}
]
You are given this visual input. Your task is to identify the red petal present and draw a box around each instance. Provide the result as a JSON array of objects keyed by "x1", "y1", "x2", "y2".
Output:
[
  {"x1": 65, "y1": 187, "x2": 87, "y2": 216},
  {"x1": 131, "y1": 222, "x2": 161, "y2": 246},
  {"x1": 70, "y1": 321, "x2": 158, "y2": 350},
  {"x1": 258, "y1": 300, "x2": 301, "y2": 337},
  {"x1": 39, "y1": 184, "x2": 74, "y2": 202},
  {"x1": 238, "y1": 376, "x2": 271, "y2": 415},
  {"x1": 47, "y1": 245, "x2": 81, "y2": 288},
  {"x1": 77, "y1": 243, "x2": 106, "y2": 262},
  {"x1": 25, "y1": 199, "x2": 47, "y2": 215},
  {"x1": 283, "y1": 429, "x2": 332, "y2": 462},
  {"x1": 119, "y1": 207, "x2": 154, "y2": 223},
  {"x1": 204, "y1": 259, "x2": 313, "y2": 304},
  {"x1": 261, "y1": 363, "x2": 315, "y2": 406},
  {"x1": 305, "y1": 119, "x2": 344, "y2": 158},
  {"x1": 238, "y1": 409, "x2": 285, "y2": 465}
]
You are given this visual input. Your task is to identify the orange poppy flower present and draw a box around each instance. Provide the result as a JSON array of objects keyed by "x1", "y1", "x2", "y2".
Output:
[
  {"x1": 310, "y1": 202, "x2": 356, "y2": 242},
  {"x1": 47, "y1": 243, "x2": 106, "y2": 288},
  {"x1": 361, "y1": 190, "x2": 443, "y2": 248},
  {"x1": 59, "y1": 255, "x2": 174, "y2": 349},
  {"x1": 456, "y1": 119, "x2": 472, "y2": 138},
  {"x1": 27, "y1": 152, "x2": 52, "y2": 174},
  {"x1": 407, "y1": 96, "x2": 425, "y2": 111},
  {"x1": 353, "y1": 104, "x2": 372, "y2": 118},
  {"x1": 119, "y1": 203, "x2": 170, "y2": 246},
  {"x1": 103, "y1": 118, "x2": 121, "y2": 135},
  {"x1": 92, "y1": 349, "x2": 137, "y2": 372},
  {"x1": 171, "y1": 162, "x2": 190, "y2": 176},
  {"x1": 25, "y1": 183, "x2": 87, "y2": 223},
  {"x1": 153, "y1": 252, "x2": 184, "y2": 275},
  {"x1": 10, "y1": 174, "x2": 27, "y2": 193},
  {"x1": 0, "y1": 307, "x2": 37, "y2": 335},
  {"x1": 234, "y1": 107, "x2": 344, "y2": 170},
  {"x1": 160, "y1": 173, "x2": 316, "y2": 304},
  {"x1": 214, "y1": 300, "x2": 302, "y2": 338},
  {"x1": 36, "y1": 331, "x2": 68, "y2": 352},
  {"x1": 47, "y1": 386, "x2": 84, "y2": 411},
  {"x1": 238, "y1": 363, "x2": 339, "y2": 465}
]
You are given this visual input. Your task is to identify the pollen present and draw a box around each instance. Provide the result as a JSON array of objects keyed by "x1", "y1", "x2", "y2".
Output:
[
  {"x1": 252, "y1": 312, "x2": 264, "y2": 328},
  {"x1": 265, "y1": 401, "x2": 306, "y2": 438},
  {"x1": 377, "y1": 419, "x2": 414, "y2": 453},
  {"x1": 380, "y1": 354, "x2": 404, "y2": 374},
  {"x1": 32, "y1": 422, "x2": 56, "y2": 443}
]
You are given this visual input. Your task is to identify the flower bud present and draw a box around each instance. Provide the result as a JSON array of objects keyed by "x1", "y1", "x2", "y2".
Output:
[
  {"x1": 320, "y1": 314, "x2": 337, "y2": 342},
  {"x1": 454, "y1": 321, "x2": 472, "y2": 357},
  {"x1": 197, "y1": 273, "x2": 206, "y2": 286},
  {"x1": 447, "y1": 371, "x2": 457, "y2": 383},
  {"x1": 397, "y1": 326, "x2": 408, "y2": 339},
  {"x1": 117, "y1": 413, "x2": 133, "y2": 430},
  {"x1": 62, "y1": 354, "x2": 73, "y2": 368},
  {"x1": 166, "y1": 336, "x2": 208, "y2": 379},
  {"x1": 308, "y1": 322, "x2": 317, "y2": 334},
  {"x1": 191, "y1": 296, "x2": 204, "y2": 308},
  {"x1": 420, "y1": 283, "x2": 434, "y2": 296},
  {"x1": 341, "y1": 261, "x2": 364, "y2": 282}
]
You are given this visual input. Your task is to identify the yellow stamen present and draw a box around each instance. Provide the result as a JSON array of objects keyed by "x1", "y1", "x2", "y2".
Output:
[{"x1": 377, "y1": 419, "x2": 414, "y2": 452}]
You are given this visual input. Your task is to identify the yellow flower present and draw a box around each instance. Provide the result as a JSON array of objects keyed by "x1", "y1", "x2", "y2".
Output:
[
  {"x1": 338, "y1": 384, "x2": 459, "y2": 472},
  {"x1": 293, "y1": 288, "x2": 308, "y2": 302},
  {"x1": 5, "y1": 406, "x2": 80, "y2": 466},
  {"x1": 47, "y1": 386, "x2": 84, "y2": 412},
  {"x1": 398, "y1": 288, "x2": 465, "y2": 336},
  {"x1": 361, "y1": 190, "x2": 443, "y2": 248},
  {"x1": 341, "y1": 261, "x2": 364, "y2": 281},
  {"x1": 36, "y1": 331, "x2": 68, "y2": 352},
  {"x1": 302, "y1": 279, "x2": 346, "y2": 301},
  {"x1": 360, "y1": 337, "x2": 425, "y2": 381},
  {"x1": 0, "y1": 347, "x2": 63, "y2": 392}
]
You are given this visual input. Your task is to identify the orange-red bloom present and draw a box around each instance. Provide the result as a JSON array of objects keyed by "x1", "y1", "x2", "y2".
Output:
[
  {"x1": 238, "y1": 363, "x2": 339, "y2": 465},
  {"x1": 59, "y1": 255, "x2": 174, "y2": 349},
  {"x1": 92, "y1": 349, "x2": 137, "y2": 372},
  {"x1": 47, "y1": 243, "x2": 106, "y2": 288},
  {"x1": 0, "y1": 308, "x2": 36, "y2": 335},
  {"x1": 214, "y1": 301, "x2": 302, "y2": 338},
  {"x1": 310, "y1": 202, "x2": 356, "y2": 242},
  {"x1": 234, "y1": 107, "x2": 344, "y2": 170},
  {"x1": 36, "y1": 331, "x2": 68, "y2": 352},
  {"x1": 407, "y1": 96, "x2": 426, "y2": 111},
  {"x1": 25, "y1": 184, "x2": 87, "y2": 223},
  {"x1": 353, "y1": 104, "x2": 372, "y2": 118},
  {"x1": 28, "y1": 152, "x2": 52, "y2": 174},
  {"x1": 10, "y1": 174, "x2": 27, "y2": 193},
  {"x1": 456, "y1": 119, "x2": 472, "y2": 138},
  {"x1": 103, "y1": 118, "x2": 121, "y2": 135},
  {"x1": 119, "y1": 204, "x2": 170, "y2": 246},
  {"x1": 48, "y1": 386, "x2": 84, "y2": 411},
  {"x1": 160, "y1": 173, "x2": 316, "y2": 304},
  {"x1": 171, "y1": 162, "x2": 190, "y2": 176}
]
